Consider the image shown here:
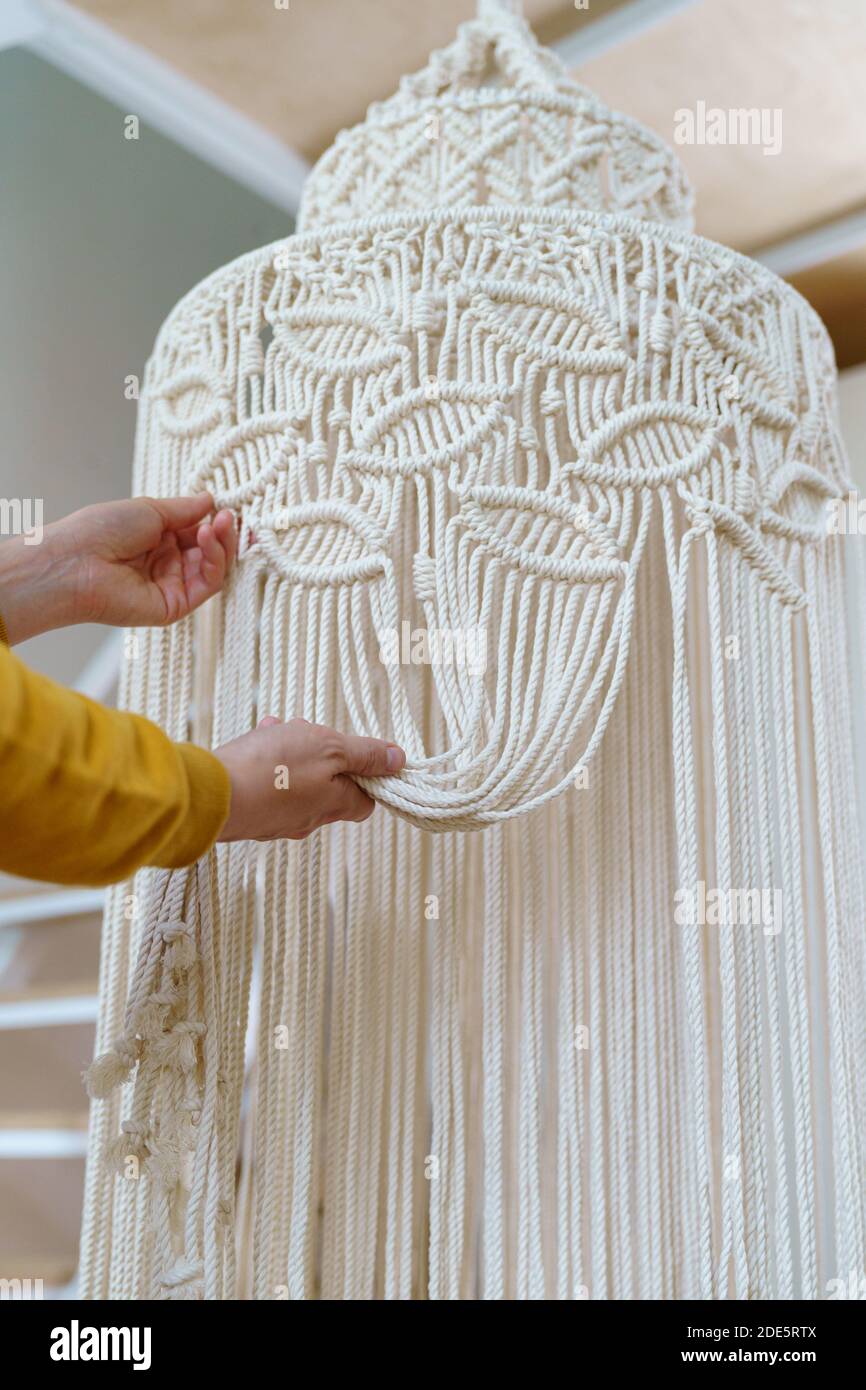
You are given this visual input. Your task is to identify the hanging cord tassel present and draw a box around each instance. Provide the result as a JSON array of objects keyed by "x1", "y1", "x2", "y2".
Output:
[
  {"x1": 84, "y1": 864, "x2": 212, "y2": 1300},
  {"x1": 84, "y1": 870, "x2": 185, "y2": 1099}
]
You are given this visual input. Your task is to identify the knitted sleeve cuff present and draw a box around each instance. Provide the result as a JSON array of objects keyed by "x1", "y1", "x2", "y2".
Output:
[{"x1": 150, "y1": 742, "x2": 232, "y2": 869}]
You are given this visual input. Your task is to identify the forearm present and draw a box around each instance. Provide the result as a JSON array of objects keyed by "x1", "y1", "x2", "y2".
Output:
[{"x1": 0, "y1": 530, "x2": 77, "y2": 644}]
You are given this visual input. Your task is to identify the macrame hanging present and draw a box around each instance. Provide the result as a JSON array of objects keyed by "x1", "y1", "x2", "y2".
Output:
[{"x1": 81, "y1": 0, "x2": 866, "y2": 1300}]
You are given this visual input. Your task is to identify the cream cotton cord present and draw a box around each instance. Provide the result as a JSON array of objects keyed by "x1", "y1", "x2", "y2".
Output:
[{"x1": 81, "y1": 1, "x2": 866, "y2": 1300}]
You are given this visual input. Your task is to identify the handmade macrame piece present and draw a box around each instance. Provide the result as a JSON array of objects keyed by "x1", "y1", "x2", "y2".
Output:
[{"x1": 81, "y1": 0, "x2": 866, "y2": 1299}]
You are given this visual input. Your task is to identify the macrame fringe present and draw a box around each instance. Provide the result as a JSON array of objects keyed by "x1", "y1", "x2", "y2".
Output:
[{"x1": 78, "y1": 135, "x2": 865, "y2": 1297}]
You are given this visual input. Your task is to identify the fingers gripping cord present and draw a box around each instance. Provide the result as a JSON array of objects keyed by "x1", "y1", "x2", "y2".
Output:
[{"x1": 85, "y1": 866, "x2": 220, "y2": 1300}]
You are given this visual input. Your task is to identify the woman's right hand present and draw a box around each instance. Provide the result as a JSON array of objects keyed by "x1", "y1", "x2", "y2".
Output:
[{"x1": 214, "y1": 717, "x2": 405, "y2": 843}]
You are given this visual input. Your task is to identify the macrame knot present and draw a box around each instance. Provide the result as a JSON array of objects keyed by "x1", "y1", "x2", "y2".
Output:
[
  {"x1": 328, "y1": 405, "x2": 351, "y2": 430},
  {"x1": 105, "y1": 1118, "x2": 151, "y2": 1172},
  {"x1": 412, "y1": 292, "x2": 442, "y2": 333},
  {"x1": 120, "y1": 1112, "x2": 147, "y2": 1134},
  {"x1": 159, "y1": 920, "x2": 190, "y2": 944},
  {"x1": 682, "y1": 310, "x2": 710, "y2": 351},
  {"x1": 160, "y1": 920, "x2": 197, "y2": 971},
  {"x1": 634, "y1": 268, "x2": 655, "y2": 293},
  {"x1": 129, "y1": 1000, "x2": 170, "y2": 1045},
  {"x1": 157, "y1": 1259, "x2": 204, "y2": 1301},
  {"x1": 540, "y1": 386, "x2": 565, "y2": 416},
  {"x1": 239, "y1": 331, "x2": 265, "y2": 376},
  {"x1": 438, "y1": 256, "x2": 460, "y2": 282},
  {"x1": 146, "y1": 1139, "x2": 185, "y2": 1190},
  {"x1": 305, "y1": 441, "x2": 330, "y2": 467},
  {"x1": 119, "y1": 1119, "x2": 149, "y2": 1143},
  {"x1": 148, "y1": 984, "x2": 181, "y2": 1009},
  {"x1": 734, "y1": 472, "x2": 760, "y2": 516},
  {"x1": 649, "y1": 310, "x2": 672, "y2": 354},
  {"x1": 115, "y1": 1035, "x2": 141, "y2": 1067},
  {"x1": 520, "y1": 426, "x2": 539, "y2": 450},
  {"x1": 684, "y1": 497, "x2": 715, "y2": 535},
  {"x1": 84, "y1": 1034, "x2": 141, "y2": 1098},
  {"x1": 152, "y1": 1020, "x2": 206, "y2": 1074},
  {"x1": 413, "y1": 552, "x2": 437, "y2": 601},
  {"x1": 131, "y1": 992, "x2": 174, "y2": 1040},
  {"x1": 445, "y1": 23, "x2": 488, "y2": 81}
]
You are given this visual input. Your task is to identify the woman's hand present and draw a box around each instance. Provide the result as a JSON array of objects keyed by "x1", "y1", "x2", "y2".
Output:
[
  {"x1": 215, "y1": 717, "x2": 406, "y2": 842},
  {"x1": 0, "y1": 493, "x2": 237, "y2": 643}
]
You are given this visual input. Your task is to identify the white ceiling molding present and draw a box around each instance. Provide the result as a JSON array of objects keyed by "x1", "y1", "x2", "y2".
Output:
[
  {"x1": 0, "y1": 887, "x2": 104, "y2": 928},
  {"x1": 752, "y1": 206, "x2": 866, "y2": 278},
  {"x1": 0, "y1": 992, "x2": 98, "y2": 1029},
  {"x1": 0, "y1": 1128, "x2": 89, "y2": 1158},
  {"x1": 554, "y1": 0, "x2": 698, "y2": 68},
  {"x1": 0, "y1": 0, "x2": 44, "y2": 50},
  {"x1": 16, "y1": 0, "x2": 309, "y2": 215}
]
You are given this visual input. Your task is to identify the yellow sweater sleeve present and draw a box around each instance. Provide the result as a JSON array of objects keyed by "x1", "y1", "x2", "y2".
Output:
[{"x1": 0, "y1": 637, "x2": 231, "y2": 887}]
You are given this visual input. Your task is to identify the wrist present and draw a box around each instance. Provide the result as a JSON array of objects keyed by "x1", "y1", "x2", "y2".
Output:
[
  {"x1": 0, "y1": 530, "x2": 77, "y2": 644},
  {"x1": 213, "y1": 755, "x2": 244, "y2": 842}
]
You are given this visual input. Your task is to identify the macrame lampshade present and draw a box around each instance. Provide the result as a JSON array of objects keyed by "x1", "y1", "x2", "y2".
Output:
[{"x1": 81, "y1": 0, "x2": 866, "y2": 1300}]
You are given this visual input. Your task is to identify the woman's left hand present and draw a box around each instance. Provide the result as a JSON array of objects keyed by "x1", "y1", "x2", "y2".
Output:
[{"x1": 0, "y1": 493, "x2": 238, "y2": 643}]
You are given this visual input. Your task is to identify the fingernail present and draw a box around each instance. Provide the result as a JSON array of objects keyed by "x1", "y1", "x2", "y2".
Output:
[{"x1": 386, "y1": 745, "x2": 405, "y2": 773}]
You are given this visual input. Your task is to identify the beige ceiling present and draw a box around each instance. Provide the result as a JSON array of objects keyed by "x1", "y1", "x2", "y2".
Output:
[
  {"x1": 578, "y1": 0, "x2": 866, "y2": 252},
  {"x1": 68, "y1": 0, "x2": 866, "y2": 360},
  {"x1": 70, "y1": 0, "x2": 580, "y2": 160}
]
